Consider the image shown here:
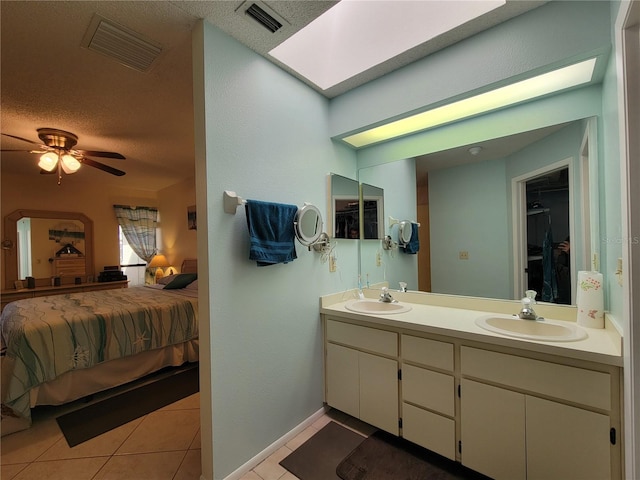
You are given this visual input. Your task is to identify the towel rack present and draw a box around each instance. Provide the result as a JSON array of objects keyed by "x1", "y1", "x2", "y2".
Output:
[
  {"x1": 388, "y1": 216, "x2": 421, "y2": 228},
  {"x1": 223, "y1": 190, "x2": 246, "y2": 214}
]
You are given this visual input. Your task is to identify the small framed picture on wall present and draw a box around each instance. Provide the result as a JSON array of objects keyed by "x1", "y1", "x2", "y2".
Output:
[{"x1": 187, "y1": 205, "x2": 197, "y2": 230}]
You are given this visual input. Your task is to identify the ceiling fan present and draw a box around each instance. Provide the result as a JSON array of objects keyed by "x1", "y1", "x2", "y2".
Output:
[{"x1": 1, "y1": 128, "x2": 126, "y2": 184}]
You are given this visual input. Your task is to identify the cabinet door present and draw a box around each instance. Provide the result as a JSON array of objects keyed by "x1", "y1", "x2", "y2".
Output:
[
  {"x1": 359, "y1": 351, "x2": 399, "y2": 435},
  {"x1": 460, "y1": 379, "x2": 526, "y2": 480},
  {"x1": 526, "y1": 395, "x2": 611, "y2": 480},
  {"x1": 326, "y1": 343, "x2": 359, "y2": 418}
]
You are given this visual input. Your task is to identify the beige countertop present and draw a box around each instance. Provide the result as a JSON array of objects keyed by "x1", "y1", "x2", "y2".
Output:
[{"x1": 320, "y1": 289, "x2": 623, "y2": 367}]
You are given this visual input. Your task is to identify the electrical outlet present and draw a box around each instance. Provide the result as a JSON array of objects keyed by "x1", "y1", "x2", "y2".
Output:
[
  {"x1": 376, "y1": 251, "x2": 382, "y2": 266},
  {"x1": 459, "y1": 251, "x2": 469, "y2": 260},
  {"x1": 329, "y1": 255, "x2": 337, "y2": 272}
]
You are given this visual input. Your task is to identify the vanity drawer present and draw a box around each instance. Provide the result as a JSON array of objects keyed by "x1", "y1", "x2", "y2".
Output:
[
  {"x1": 402, "y1": 334, "x2": 453, "y2": 371},
  {"x1": 402, "y1": 402, "x2": 456, "y2": 460},
  {"x1": 326, "y1": 319, "x2": 397, "y2": 356},
  {"x1": 461, "y1": 346, "x2": 610, "y2": 410},
  {"x1": 403, "y1": 364, "x2": 455, "y2": 416}
]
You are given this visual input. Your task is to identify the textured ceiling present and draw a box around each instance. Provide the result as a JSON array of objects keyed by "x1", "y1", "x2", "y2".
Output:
[{"x1": 0, "y1": 1, "x2": 545, "y2": 191}]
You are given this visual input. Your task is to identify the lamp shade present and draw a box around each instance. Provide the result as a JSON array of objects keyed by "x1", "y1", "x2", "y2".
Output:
[
  {"x1": 149, "y1": 254, "x2": 171, "y2": 268},
  {"x1": 148, "y1": 254, "x2": 170, "y2": 268},
  {"x1": 61, "y1": 154, "x2": 81, "y2": 173}
]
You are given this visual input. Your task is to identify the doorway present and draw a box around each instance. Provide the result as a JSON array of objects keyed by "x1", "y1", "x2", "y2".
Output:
[
  {"x1": 513, "y1": 159, "x2": 574, "y2": 303},
  {"x1": 524, "y1": 167, "x2": 571, "y2": 304}
]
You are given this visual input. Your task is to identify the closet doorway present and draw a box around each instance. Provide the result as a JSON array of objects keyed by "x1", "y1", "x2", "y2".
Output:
[
  {"x1": 512, "y1": 159, "x2": 574, "y2": 304},
  {"x1": 525, "y1": 167, "x2": 571, "y2": 304}
]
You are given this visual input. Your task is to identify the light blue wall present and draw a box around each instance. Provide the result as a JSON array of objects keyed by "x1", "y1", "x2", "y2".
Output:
[
  {"x1": 600, "y1": 3, "x2": 624, "y2": 320},
  {"x1": 429, "y1": 158, "x2": 510, "y2": 298},
  {"x1": 194, "y1": 22, "x2": 358, "y2": 479},
  {"x1": 358, "y1": 158, "x2": 418, "y2": 291}
]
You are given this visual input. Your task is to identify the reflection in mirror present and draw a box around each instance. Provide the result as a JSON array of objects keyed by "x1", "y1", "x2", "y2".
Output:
[
  {"x1": 360, "y1": 183, "x2": 384, "y2": 240},
  {"x1": 4, "y1": 210, "x2": 94, "y2": 288},
  {"x1": 329, "y1": 173, "x2": 359, "y2": 239},
  {"x1": 358, "y1": 117, "x2": 598, "y2": 305}
]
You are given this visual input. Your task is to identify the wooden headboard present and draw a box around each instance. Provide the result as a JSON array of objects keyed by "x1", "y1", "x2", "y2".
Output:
[{"x1": 181, "y1": 258, "x2": 198, "y2": 274}]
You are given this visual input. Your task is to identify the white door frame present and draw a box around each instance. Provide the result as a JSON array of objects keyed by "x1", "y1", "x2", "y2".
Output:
[
  {"x1": 579, "y1": 117, "x2": 599, "y2": 272},
  {"x1": 617, "y1": 1, "x2": 640, "y2": 478},
  {"x1": 511, "y1": 159, "x2": 574, "y2": 301}
]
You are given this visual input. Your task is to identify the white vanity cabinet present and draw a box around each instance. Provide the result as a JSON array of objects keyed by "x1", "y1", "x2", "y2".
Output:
[
  {"x1": 325, "y1": 319, "x2": 399, "y2": 434},
  {"x1": 460, "y1": 346, "x2": 615, "y2": 480},
  {"x1": 400, "y1": 334, "x2": 456, "y2": 460}
]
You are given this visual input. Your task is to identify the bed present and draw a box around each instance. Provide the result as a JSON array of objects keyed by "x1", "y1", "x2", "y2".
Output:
[{"x1": 0, "y1": 259, "x2": 199, "y2": 436}]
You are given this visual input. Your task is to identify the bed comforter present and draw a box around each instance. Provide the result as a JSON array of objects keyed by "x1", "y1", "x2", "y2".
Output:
[{"x1": 0, "y1": 286, "x2": 198, "y2": 428}]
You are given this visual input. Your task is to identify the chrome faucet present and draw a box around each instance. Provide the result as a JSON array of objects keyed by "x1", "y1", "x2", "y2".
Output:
[
  {"x1": 518, "y1": 290, "x2": 539, "y2": 320},
  {"x1": 379, "y1": 287, "x2": 396, "y2": 303}
]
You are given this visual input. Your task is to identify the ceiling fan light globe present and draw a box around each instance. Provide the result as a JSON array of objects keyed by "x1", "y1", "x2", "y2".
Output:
[
  {"x1": 61, "y1": 154, "x2": 81, "y2": 173},
  {"x1": 38, "y1": 151, "x2": 58, "y2": 171}
]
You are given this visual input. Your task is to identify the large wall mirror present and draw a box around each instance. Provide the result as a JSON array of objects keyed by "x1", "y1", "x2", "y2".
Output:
[
  {"x1": 3, "y1": 209, "x2": 95, "y2": 289},
  {"x1": 358, "y1": 116, "x2": 599, "y2": 306}
]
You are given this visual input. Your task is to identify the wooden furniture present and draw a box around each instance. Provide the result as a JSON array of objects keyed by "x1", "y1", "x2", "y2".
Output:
[
  {"x1": 323, "y1": 315, "x2": 622, "y2": 480},
  {"x1": 1, "y1": 280, "x2": 128, "y2": 312},
  {"x1": 52, "y1": 257, "x2": 86, "y2": 276}
]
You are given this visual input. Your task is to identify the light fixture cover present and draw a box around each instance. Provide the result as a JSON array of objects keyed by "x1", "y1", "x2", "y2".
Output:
[
  {"x1": 38, "y1": 152, "x2": 59, "y2": 171},
  {"x1": 61, "y1": 154, "x2": 81, "y2": 174}
]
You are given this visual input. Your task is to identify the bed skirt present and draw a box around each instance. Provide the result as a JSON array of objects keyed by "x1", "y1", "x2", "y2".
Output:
[{"x1": 1, "y1": 340, "x2": 198, "y2": 437}]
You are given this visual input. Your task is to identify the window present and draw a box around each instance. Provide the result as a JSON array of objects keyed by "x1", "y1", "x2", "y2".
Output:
[{"x1": 119, "y1": 226, "x2": 146, "y2": 286}]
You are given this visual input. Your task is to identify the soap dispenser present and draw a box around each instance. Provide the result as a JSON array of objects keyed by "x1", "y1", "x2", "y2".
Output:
[{"x1": 519, "y1": 290, "x2": 538, "y2": 320}]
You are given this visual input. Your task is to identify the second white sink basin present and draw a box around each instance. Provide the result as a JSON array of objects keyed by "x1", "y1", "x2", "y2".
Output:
[
  {"x1": 345, "y1": 299, "x2": 412, "y2": 315},
  {"x1": 475, "y1": 315, "x2": 587, "y2": 342}
]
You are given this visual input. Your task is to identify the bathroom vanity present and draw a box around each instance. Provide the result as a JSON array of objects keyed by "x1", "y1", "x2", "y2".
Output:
[{"x1": 320, "y1": 290, "x2": 623, "y2": 480}]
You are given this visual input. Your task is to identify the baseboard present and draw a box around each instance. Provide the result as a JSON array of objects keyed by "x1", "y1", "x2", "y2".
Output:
[{"x1": 222, "y1": 406, "x2": 328, "y2": 480}]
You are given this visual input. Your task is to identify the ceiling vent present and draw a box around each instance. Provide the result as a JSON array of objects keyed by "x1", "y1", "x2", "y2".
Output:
[
  {"x1": 82, "y1": 15, "x2": 163, "y2": 72},
  {"x1": 238, "y1": 1, "x2": 286, "y2": 33}
]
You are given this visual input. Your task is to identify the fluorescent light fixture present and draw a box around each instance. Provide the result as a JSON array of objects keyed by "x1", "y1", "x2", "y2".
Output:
[
  {"x1": 342, "y1": 58, "x2": 597, "y2": 148},
  {"x1": 269, "y1": 0, "x2": 505, "y2": 91}
]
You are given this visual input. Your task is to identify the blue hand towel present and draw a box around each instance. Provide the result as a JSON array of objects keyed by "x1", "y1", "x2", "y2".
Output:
[
  {"x1": 401, "y1": 222, "x2": 420, "y2": 254},
  {"x1": 245, "y1": 199, "x2": 298, "y2": 266}
]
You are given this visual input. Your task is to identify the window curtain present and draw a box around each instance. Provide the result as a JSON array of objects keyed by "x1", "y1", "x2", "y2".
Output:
[{"x1": 113, "y1": 205, "x2": 158, "y2": 264}]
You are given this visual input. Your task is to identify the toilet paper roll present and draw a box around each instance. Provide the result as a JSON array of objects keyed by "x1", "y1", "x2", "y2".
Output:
[{"x1": 576, "y1": 271, "x2": 604, "y2": 328}]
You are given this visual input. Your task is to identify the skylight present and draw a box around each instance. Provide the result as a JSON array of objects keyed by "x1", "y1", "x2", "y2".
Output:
[
  {"x1": 269, "y1": 0, "x2": 506, "y2": 91},
  {"x1": 342, "y1": 57, "x2": 598, "y2": 148}
]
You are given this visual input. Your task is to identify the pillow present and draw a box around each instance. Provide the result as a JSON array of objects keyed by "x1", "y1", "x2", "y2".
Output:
[
  {"x1": 163, "y1": 273, "x2": 197, "y2": 290},
  {"x1": 185, "y1": 279, "x2": 198, "y2": 290},
  {"x1": 158, "y1": 274, "x2": 178, "y2": 285}
]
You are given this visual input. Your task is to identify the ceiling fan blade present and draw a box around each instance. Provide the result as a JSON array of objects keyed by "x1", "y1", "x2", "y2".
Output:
[
  {"x1": 76, "y1": 150, "x2": 125, "y2": 160},
  {"x1": 80, "y1": 157, "x2": 126, "y2": 176},
  {"x1": 1, "y1": 133, "x2": 42, "y2": 145},
  {"x1": 1, "y1": 149, "x2": 33, "y2": 152}
]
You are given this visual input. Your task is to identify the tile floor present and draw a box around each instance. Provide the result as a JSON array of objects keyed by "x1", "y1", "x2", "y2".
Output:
[{"x1": 1, "y1": 393, "x2": 374, "y2": 480}]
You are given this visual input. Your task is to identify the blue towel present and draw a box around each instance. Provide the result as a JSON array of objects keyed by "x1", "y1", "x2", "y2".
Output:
[
  {"x1": 245, "y1": 199, "x2": 298, "y2": 266},
  {"x1": 541, "y1": 226, "x2": 557, "y2": 301},
  {"x1": 401, "y1": 222, "x2": 420, "y2": 254}
]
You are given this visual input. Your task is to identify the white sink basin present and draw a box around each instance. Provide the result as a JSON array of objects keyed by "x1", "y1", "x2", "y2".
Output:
[
  {"x1": 345, "y1": 299, "x2": 412, "y2": 315},
  {"x1": 475, "y1": 315, "x2": 587, "y2": 342}
]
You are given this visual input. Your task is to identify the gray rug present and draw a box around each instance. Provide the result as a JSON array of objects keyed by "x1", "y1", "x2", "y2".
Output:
[
  {"x1": 280, "y1": 421, "x2": 366, "y2": 480},
  {"x1": 337, "y1": 430, "x2": 488, "y2": 480}
]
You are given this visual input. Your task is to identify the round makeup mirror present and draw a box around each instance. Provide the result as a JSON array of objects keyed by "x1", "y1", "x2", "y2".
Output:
[
  {"x1": 398, "y1": 220, "x2": 413, "y2": 245},
  {"x1": 294, "y1": 203, "x2": 324, "y2": 247}
]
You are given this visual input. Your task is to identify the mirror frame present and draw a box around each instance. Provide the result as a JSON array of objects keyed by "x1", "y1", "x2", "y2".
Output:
[
  {"x1": 294, "y1": 204, "x2": 324, "y2": 246},
  {"x1": 4, "y1": 209, "x2": 94, "y2": 288}
]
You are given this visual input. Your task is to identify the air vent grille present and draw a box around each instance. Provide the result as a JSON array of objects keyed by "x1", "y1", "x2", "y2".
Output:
[
  {"x1": 83, "y1": 16, "x2": 162, "y2": 72},
  {"x1": 245, "y1": 3, "x2": 283, "y2": 33}
]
